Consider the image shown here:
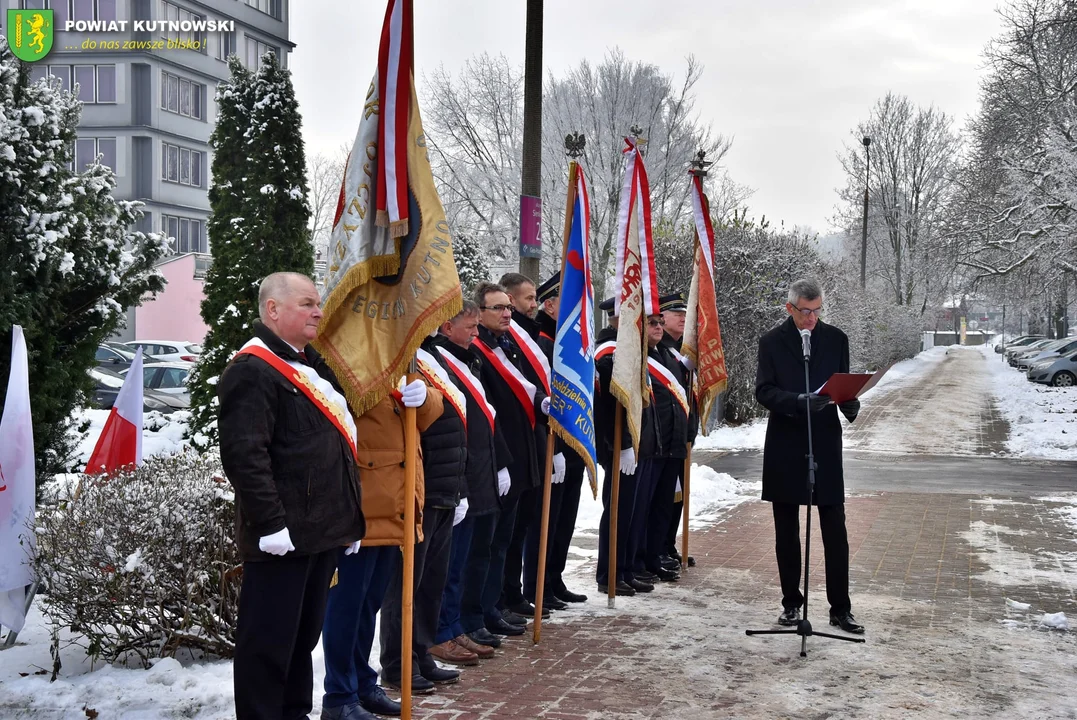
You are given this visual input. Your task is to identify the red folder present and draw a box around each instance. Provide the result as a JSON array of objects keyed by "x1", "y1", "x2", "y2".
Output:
[{"x1": 816, "y1": 366, "x2": 889, "y2": 404}]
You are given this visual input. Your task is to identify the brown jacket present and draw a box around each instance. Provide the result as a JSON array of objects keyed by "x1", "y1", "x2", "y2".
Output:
[{"x1": 356, "y1": 382, "x2": 444, "y2": 546}]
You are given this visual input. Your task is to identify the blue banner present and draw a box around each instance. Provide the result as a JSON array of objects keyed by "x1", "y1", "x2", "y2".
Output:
[{"x1": 550, "y1": 166, "x2": 598, "y2": 495}]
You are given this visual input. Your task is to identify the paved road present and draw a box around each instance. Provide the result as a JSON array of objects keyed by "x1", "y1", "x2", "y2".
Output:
[{"x1": 696, "y1": 449, "x2": 1077, "y2": 495}]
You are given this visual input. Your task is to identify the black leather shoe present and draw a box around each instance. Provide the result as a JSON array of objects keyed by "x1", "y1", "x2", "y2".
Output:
[
  {"x1": 554, "y1": 587, "x2": 588, "y2": 603},
  {"x1": 359, "y1": 687, "x2": 401, "y2": 717},
  {"x1": 597, "y1": 580, "x2": 636, "y2": 596},
  {"x1": 467, "y1": 628, "x2": 501, "y2": 648},
  {"x1": 668, "y1": 548, "x2": 683, "y2": 564},
  {"x1": 830, "y1": 611, "x2": 865, "y2": 634},
  {"x1": 635, "y1": 570, "x2": 658, "y2": 583},
  {"x1": 626, "y1": 577, "x2": 654, "y2": 593},
  {"x1": 486, "y1": 617, "x2": 525, "y2": 636},
  {"x1": 382, "y1": 674, "x2": 434, "y2": 695},
  {"x1": 778, "y1": 607, "x2": 800, "y2": 626},
  {"x1": 650, "y1": 566, "x2": 680, "y2": 582},
  {"x1": 506, "y1": 601, "x2": 550, "y2": 618},
  {"x1": 687, "y1": 555, "x2": 696, "y2": 567},
  {"x1": 501, "y1": 609, "x2": 527, "y2": 626},
  {"x1": 419, "y1": 663, "x2": 460, "y2": 685},
  {"x1": 530, "y1": 594, "x2": 568, "y2": 611},
  {"x1": 658, "y1": 555, "x2": 680, "y2": 572}
]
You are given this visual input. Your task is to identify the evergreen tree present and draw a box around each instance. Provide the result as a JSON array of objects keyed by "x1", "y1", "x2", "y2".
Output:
[
  {"x1": 453, "y1": 233, "x2": 491, "y2": 295},
  {"x1": 0, "y1": 40, "x2": 167, "y2": 476},
  {"x1": 188, "y1": 54, "x2": 313, "y2": 449}
]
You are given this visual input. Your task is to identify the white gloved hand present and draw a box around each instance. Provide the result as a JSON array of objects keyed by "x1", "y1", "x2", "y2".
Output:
[
  {"x1": 541, "y1": 396, "x2": 551, "y2": 416},
  {"x1": 552, "y1": 452, "x2": 566, "y2": 484},
  {"x1": 453, "y1": 497, "x2": 469, "y2": 526},
  {"x1": 401, "y1": 379, "x2": 427, "y2": 408},
  {"x1": 619, "y1": 448, "x2": 637, "y2": 476},
  {"x1": 681, "y1": 354, "x2": 696, "y2": 372},
  {"x1": 259, "y1": 527, "x2": 295, "y2": 556},
  {"x1": 497, "y1": 467, "x2": 511, "y2": 496},
  {"x1": 344, "y1": 540, "x2": 361, "y2": 555}
]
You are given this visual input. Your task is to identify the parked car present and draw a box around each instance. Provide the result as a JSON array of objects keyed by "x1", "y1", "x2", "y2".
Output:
[
  {"x1": 994, "y1": 334, "x2": 1044, "y2": 353},
  {"x1": 1027, "y1": 350, "x2": 1077, "y2": 387},
  {"x1": 120, "y1": 361, "x2": 191, "y2": 398},
  {"x1": 95, "y1": 343, "x2": 136, "y2": 370},
  {"x1": 123, "y1": 340, "x2": 202, "y2": 363},
  {"x1": 1014, "y1": 337, "x2": 1077, "y2": 371},
  {"x1": 89, "y1": 367, "x2": 189, "y2": 414},
  {"x1": 1008, "y1": 338, "x2": 1058, "y2": 364}
]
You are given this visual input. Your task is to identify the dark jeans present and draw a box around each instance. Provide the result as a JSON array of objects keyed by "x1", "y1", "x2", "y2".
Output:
[
  {"x1": 235, "y1": 550, "x2": 337, "y2": 720},
  {"x1": 645, "y1": 458, "x2": 681, "y2": 571},
  {"x1": 548, "y1": 463, "x2": 585, "y2": 591},
  {"x1": 434, "y1": 514, "x2": 474, "y2": 644},
  {"x1": 380, "y1": 506, "x2": 455, "y2": 680},
  {"x1": 772, "y1": 502, "x2": 851, "y2": 616},
  {"x1": 321, "y1": 545, "x2": 395, "y2": 710},
  {"x1": 596, "y1": 462, "x2": 638, "y2": 585},
  {"x1": 627, "y1": 458, "x2": 662, "y2": 575},
  {"x1": 460, "y1": 509, "x2": 499, "y2": 633},
  {"x1": 503, "y1": 485, "x2": 540, "y2": 607},
  {"x1": 485, "y1": 493, "x2": 519, "y2": 623},
  {"x1": 522, "y1": 476, "x2": 566, "y2": 600}
]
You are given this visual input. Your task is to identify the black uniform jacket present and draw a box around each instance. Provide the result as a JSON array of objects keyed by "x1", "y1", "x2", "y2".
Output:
[
  {"x1": 419, "y1": 335, "x2": 467, "y2": 510},
  {"x1": 537, "y1": 309, "x2": 585, "y2": 470},
  {"x1": 755, "y1": 317, "x2": 850, "y2": 506},
  {"x1": 218, "y1": 321, "x2": 365, "y2": 561},
  {"x1": 644, "y1": 342, "x2": 689, "y2": 460},
  {"x1": 474, "y1": 324, "x2": 546, "y2": 496},
  {"x1": 661, "y1": 332, "x2": 699, "y2": 444},
  {"x1": 512, "y1": 309, "x2": 552, "y2": 476},
  {"x1": 430, "y1": 333, "x2": 508, "y2": 516}
]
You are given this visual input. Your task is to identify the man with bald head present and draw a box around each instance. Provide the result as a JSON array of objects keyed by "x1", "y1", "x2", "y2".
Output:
[{"x1": 218, "y1": 272, "x2": 365, "y2": 720}]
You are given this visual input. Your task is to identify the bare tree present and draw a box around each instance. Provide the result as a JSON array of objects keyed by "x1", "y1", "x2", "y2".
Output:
[{"x1": 306, "y1": 146, "x2": 348, "y2": 265}]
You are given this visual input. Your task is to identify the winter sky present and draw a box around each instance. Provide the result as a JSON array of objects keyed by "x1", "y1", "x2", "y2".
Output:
[{"x1": 290, "y1": 0, "x2": 1002, "y2": 236}]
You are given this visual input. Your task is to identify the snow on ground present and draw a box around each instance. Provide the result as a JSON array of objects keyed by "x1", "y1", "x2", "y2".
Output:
[
  {"x1": 975, "y1": 343, "x2": 1077, "y2": 460},
  {"x1": 692, "y1": 418, "x2": 768, "y2": 452}
]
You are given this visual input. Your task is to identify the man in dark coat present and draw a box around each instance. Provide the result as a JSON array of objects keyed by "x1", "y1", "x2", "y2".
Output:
[
  {"x1": 755, "y1": 278, "x2": 863, "y2": 634},
  {"x1": 218, "y1": 272, "x2": 365, "y2": 720}
]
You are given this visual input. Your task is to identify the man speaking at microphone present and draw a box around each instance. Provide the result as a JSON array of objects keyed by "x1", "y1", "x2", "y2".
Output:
[{"x1": 754, "y1": 278, "x2": 864, "y2": 635}]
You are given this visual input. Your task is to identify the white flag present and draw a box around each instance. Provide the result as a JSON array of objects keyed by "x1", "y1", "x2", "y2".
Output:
[{"x1": 0, "y1": 326, "x2": 36, "y2": 633}]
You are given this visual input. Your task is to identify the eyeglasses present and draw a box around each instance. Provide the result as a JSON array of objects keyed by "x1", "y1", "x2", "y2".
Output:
[
  {"x1": 481, "y1": 304, "x2": 512, "y2": 314},
  {"x1": 791, "y1": 305, "x2": 823, "y2": 317},
  {"x1": 647, "y1": 318, "x2": 666, "y2": 327}
]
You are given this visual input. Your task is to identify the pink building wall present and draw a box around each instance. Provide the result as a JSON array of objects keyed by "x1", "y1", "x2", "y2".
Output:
[{"x1": 134, "y1": 254, "x2": 210, "y2": 344}]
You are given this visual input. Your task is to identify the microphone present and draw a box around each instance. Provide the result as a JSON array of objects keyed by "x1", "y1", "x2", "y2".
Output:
[{"x1": 800, "y1": 328, "x2": 811, "y2": 360}]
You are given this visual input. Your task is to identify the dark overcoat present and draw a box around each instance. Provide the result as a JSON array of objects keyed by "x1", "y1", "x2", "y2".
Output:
[{"x1": 755, "y1": 317, "x2": 850, "y2": 505}]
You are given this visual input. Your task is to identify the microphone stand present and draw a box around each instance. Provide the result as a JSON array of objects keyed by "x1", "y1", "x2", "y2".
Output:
[{"x1": 745, "y1": 330, "x2": 865, "y2": 656}]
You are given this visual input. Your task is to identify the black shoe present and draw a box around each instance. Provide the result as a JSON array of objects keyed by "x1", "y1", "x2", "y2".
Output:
[
  {"x1": 597, "y1": 580, "x2": 636, "y2": 596},
  {"x1": 382, "y1": 674, "x2": 435, "y2": 695},
  {"x1": 419, "y1": 663, "x2": 460, "y2": 685},
  {"x1": 626, "y1": 577, "x2": 654, "y2": 593},
  {"x1": 658, "y1": 555, "x2": 681, "y2": 572},
  {"x1": 554, "y1": 587, "x2": 588, "y2": 603},
  {"x1": 467, "y1": 628, "x2": 501, "y2": 648},
  {"x1": 358, "y1": 686, "x2": 401, "y2": 717},
  {"x1": 506, "y1": 600, "x2": 550, "y2": 618},
  {"x1": 778, "y1": 607, "x2": 800, "y2": 626},
  {"x1": 635, "y1": 570, "x2": 658, "y2": 583},
  {"x1": 649, "y1": 566, "x2": 680, "y2": 582},
  {"x1": 501, "y1": 608, "x2": 528, "y2": 626},
  {"x1": 830, "y1": 611, "x2": 865, "y2": 634},
  {"x1": 321, "y1": 701, "x2": 376, "y2": 720},
  {"x1": 668, "y1": 548, "x2": 683, "y2": 564},
  {"x1": 486, "y1": 617, "x2": 525, "y2": 636},
  {"x1": 530, "y1": 594, "x2": 568, "y2": 611},
  {"x1": 687, "y1": 555, "x2": 696, "y2": 567}
]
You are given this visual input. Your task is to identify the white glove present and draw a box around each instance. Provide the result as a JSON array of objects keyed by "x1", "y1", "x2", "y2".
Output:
[
  {"x1": 259, "y1": 527, "x2": 295, "y2": 556},
  {"x1": 401, "y1": 379, "x2": 427, "y2": 408},
  {"x1": 497, "y1": 467, "x2": 511, "y2": 496},
  {"x1": 552, "y1": 453, "x2": 566, "y2": 484},
  {"x1": 344, "y1": 540, "x2": 361, "y2": 555},
  {"x1": 619, "y1": 448, "x2": 637, "y2": 476},
  {"x1": 681, "y1": 354, "x2": 696, "y2": 372},
  {"x1": 541, "y1": 396, "x2": 551, "y2": 416},
  {"x1": 453, "y1": 497, "x2": 469, "y2": 526}
]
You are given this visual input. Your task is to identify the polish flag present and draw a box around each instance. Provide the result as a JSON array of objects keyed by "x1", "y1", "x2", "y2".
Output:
[{"x1": 85, "y1": 349, "x2": 143, "y2": 475}]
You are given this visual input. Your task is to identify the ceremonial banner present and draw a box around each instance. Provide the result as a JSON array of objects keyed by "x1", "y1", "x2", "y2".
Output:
[
  {"x1": 85, "y1": 349, "x2": 144, "y2": 475},
  {"x1": 550, "y1": 164, "x2": 598, "y2": 497},
  {"x1": 0, "y1": 326, "x2": 35, "y2": 633},
  {"x1": 610, "y1": 138, "x2": 658, "y2": 452},
  {"x1": 315, "y1": 0, "x2": 461, "y2": 413},
  {"x1": 682, "y1": 173, "x2": 729, "y2": 428}
]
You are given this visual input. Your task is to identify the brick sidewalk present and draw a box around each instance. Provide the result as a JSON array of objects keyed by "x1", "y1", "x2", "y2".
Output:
[{"x1": 408, "y1": 491, "x2": 1077, "y2": 718}]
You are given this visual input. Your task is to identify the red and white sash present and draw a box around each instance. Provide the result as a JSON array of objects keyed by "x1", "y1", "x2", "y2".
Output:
[
  {"x1": 508, "y1": 320, "x2": 552, "y2": 394},
  {"x1": 236, "y1": 339, "x2": 358, "y2": 461},
  {"x1": 438, "y1": 347, "x2": 497, "y2": 432},
  {"x1": 472, "y1": 337, "x2": 538, "y2": 427},
  {"x1": 594, "y1": 340, "x2": 616, "y2": 362},
  {"x1": 416, "y1": 347, "x2": 466, "y2": 430},
  {"x1": 648, "y1": 356, "x2": 690, "y2": 418}
]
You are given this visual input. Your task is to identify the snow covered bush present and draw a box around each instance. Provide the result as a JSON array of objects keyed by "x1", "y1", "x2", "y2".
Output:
[{"x1": 32, "y1": 452, "x2": 240, "y2": 669}]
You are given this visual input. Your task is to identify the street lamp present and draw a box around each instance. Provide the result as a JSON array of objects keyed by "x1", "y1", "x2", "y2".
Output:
[{"x1": 859, "y1": 136, "x2": 871, "y2": 289}]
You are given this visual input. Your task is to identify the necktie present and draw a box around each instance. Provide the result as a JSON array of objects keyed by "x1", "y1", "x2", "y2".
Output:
[{"x1": 297, "y1": 350, "x2": 308, "y2": 364}]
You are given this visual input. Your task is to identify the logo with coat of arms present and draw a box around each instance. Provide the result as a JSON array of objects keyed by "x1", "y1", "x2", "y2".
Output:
[{"x1": 7, "y1": 9, "x2": 54, "y2": 62}]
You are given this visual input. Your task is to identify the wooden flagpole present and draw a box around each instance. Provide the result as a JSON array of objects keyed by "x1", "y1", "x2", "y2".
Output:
[
  {"x1": 608, "y1": 408, "x2": 623, "y2": 608},
  {"x1": 682, "y1": 440, "x2": 692, "y2": 573},
  {"x1": 401, "y1": 368, "x2": 419, "y2": 719},
  {"x1": 534, "y1": 158, "x2": 581, "y2": 643}
]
